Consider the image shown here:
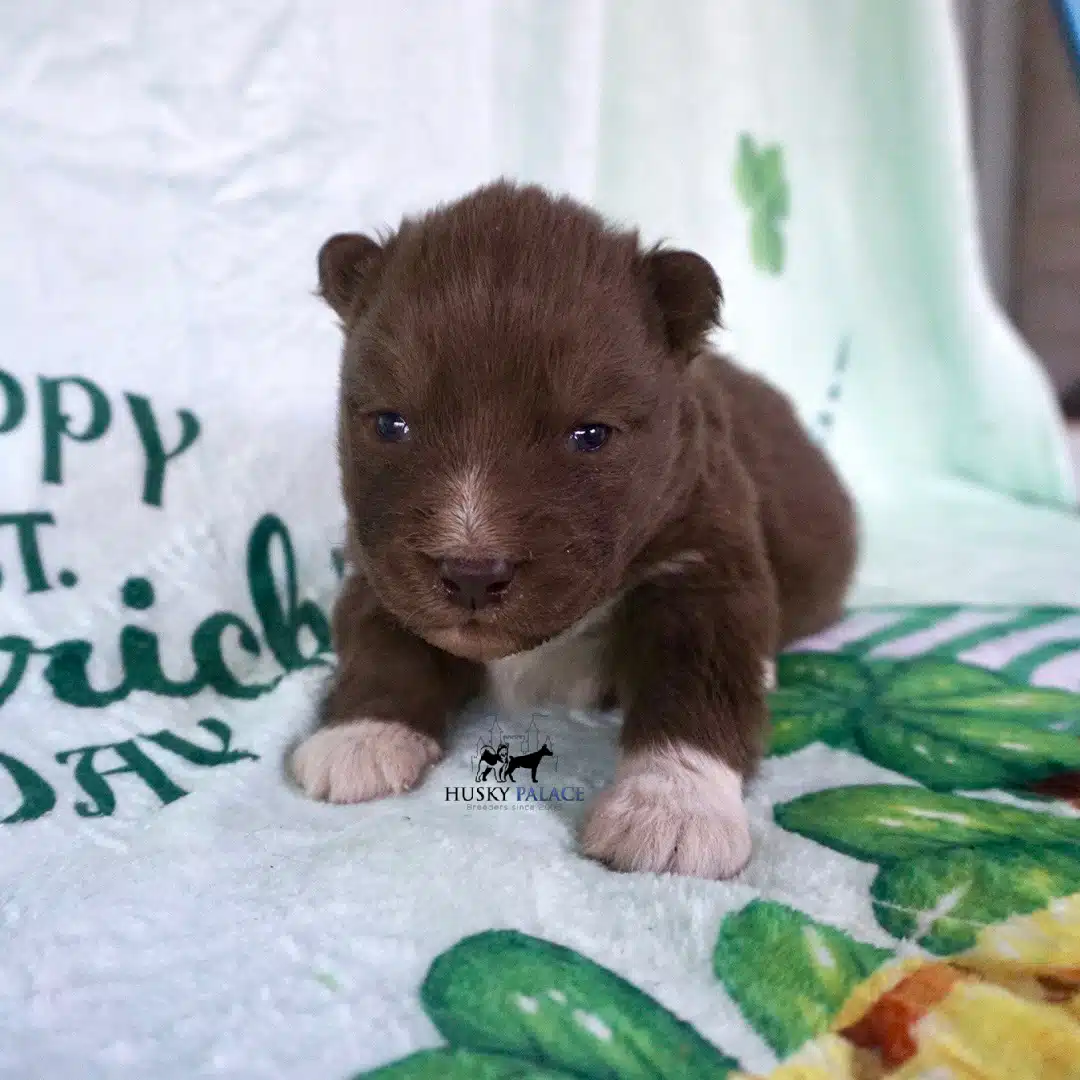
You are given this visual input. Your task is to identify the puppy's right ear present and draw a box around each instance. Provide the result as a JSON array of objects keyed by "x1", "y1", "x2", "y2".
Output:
[{"x1": 317, "y1": 233, "x2": 385, "y2": 320}]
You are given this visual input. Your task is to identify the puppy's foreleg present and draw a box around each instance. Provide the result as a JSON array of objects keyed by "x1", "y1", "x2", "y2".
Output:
[
  {"x1": 291, "y1": 573, "x2": 482, "y2": 803},
  {"x1": 582, "y1": 544, "x2": 777, "y2": 879}
]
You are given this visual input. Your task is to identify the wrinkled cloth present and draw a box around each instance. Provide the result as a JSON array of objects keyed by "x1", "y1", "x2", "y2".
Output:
[{"x1": 1, "y1": 2, "x2": 1078, "y2": 1077}]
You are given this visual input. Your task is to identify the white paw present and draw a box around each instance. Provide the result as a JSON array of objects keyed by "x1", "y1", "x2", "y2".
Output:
[
  {"x1": 763, "y1": 658, "x2": 777, "y2": 691},
  {"x1": 581, "y1": 744, "x2": 751, "y2": 879},
  {"x1": 290, "y1": 719, "x2": 441, "y2": 803}
]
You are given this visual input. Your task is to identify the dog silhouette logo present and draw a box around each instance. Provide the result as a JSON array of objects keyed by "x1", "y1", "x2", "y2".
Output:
[
  {"x1": 506, "y1": 743, "x2": 554, "y2": 782},
  {"x1": 472, "y1": 716, "x2": 557, "y2": 785},
  {"x1": 451, "y1": 714, "x2": 581, "y2": 807},
  {"x1": 475, "y1": 742, "x2": 511, "y2": 783}
]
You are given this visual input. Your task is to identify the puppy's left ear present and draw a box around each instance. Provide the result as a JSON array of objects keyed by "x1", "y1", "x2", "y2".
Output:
[{"x1": 640, "y1": 247, "x2": 723, "y2": 357}]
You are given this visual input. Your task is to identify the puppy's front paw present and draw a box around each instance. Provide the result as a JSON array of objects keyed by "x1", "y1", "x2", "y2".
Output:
[
  {"x1": 290, "y1": 719, "x2": 441, "y2": 803},
  {"x1": 581, "y1": 744, "x2": 751, "y2": 879}
]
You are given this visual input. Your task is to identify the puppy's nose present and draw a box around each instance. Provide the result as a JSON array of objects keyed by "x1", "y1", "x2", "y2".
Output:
[{"x1": 438, "y1": 557, "x2": 515, "y2": 611}]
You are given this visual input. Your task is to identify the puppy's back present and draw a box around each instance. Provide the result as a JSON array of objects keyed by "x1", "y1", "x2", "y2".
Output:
[{"x1": 694, "y1": 353, "x2": 857, "y2": 646}]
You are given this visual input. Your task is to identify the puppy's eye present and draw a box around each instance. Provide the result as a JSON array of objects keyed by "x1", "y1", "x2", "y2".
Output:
[
  {"x1": 569, "y1": 423, "x2": 612, "y2": 452},
  {"x1": 374, "y1": 412, "x2": 410, "y2": 443}
]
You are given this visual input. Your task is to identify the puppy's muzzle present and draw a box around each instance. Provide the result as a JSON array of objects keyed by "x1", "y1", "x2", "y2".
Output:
[{"x1": 437, "y1": 557, "x2": 515, "y2": 611}]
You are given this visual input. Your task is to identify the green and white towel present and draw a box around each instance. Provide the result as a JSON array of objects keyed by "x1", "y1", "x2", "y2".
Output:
[{"x1": 1, "y1": 2, "x2": 1078, "y2": 1077}]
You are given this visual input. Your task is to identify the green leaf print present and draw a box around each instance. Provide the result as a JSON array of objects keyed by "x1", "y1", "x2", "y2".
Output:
[
  {"x1": 757, "y1": 146, "x2": 789, "y2": 217},
  {"x1": 775, "y1": 785, "x2": 1080, "y2": 955},
  {"x1": 750, "y1": 218, "x2": 785, "y2": 274},
  {"x1": 354, "y1": 1048, "x2": 580, "y2": 1080},
  {"x1": 733, "y1": 133, "x2": 761, "y2": 206},
  {"x1": 871, "y1": 658, "x2": 1013, "y2": 698},
  {"x1": 774, "y1": 785, "x2": 1080, "y2": 862},
  {"x1": 871, "y1": 843, "x2": 1080, "y2": 955},
  {"x1": 855, "y1": 706, "x2": 1080, "y2": 791},
  {"x1": 878, "y1": 657, "x2": 1080, "y2": 733},
  {"x1": 767, "y1": 654, "x2": 1080, "y2": 793},
  {"x1": 734, "y1": 133, "x2": 788, "y2": 276},
  {"x1": 768, "y1": 654, "x2": 869, "y2": 755},
  {"x1": 421, "y1": 931, "x2": 737, "y2": 1079},
  {"x1": 713, "y1": 901, "x2": 891, "y2": 1057},
  {"x1": 863, "y1": 661, "x2": 1080, "y2": 790}
]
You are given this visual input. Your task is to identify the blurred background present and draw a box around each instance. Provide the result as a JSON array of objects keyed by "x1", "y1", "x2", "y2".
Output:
[
  {"x1": 957, "y1": 0, "x2": 1080, "y2": 458},
  {"x1": 1, "y1": 0, "x2": 1077, "y2": 510}
]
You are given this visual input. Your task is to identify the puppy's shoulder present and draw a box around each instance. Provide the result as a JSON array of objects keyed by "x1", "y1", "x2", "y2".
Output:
[{"x1": 690, "y1": 350, "x2": 798, "y2": 427}]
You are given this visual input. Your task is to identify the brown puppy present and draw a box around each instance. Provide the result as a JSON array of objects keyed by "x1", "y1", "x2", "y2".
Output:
[{"x1": 291, "y1": 180, "x2": 857, "y2": 880}]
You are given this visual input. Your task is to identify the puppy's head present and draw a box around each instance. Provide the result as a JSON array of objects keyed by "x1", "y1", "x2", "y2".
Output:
[{"x1": 320, "y1": 181, "x2": 721, "y2": 662}]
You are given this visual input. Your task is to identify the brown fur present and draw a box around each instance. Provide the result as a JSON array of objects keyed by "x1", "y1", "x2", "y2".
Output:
[{"x1": 294, "y1": 180, "x2": 857, "y2": 878}]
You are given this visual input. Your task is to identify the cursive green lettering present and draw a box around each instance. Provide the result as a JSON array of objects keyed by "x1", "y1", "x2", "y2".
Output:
[
  {"x1": 0, "y1": 752, "x2": 57, "y2": 824},
  {"x1": 0, "y1": 636, "x2": 34, "y2": 709},
  {"x1": 120, "y1": 625, "x2": 204, "y2": 697},
  {"x1": 0, "y1": 368, "x2": 26, "y2": 434},
  {"x1": 0, "y1": 516, "x2": 334, "y2": 710},
  {"x1": 191, "y1": 613, "x2": 280, "y2": 699},
  {"x1": 0, "y1": 511, "x2": 56, "y2": 594},
  {"x1": 39, "y1": 375, "x2": 111, "y2": 486},
  {"x1": 124, "y1": 393, "x2": 200, "y2": 509},
  {"x1": 42, "y1": 639, "x2": 130, "y2": 708},
  {"x1": 144, "y1": 718, "x2": 259, "y2": 767},
  {"x1": 56, "y1": 740, "x2": 188, "y2": 818},
  {"x1": 248, "y1": 514, "x2": 331, "y2": 671}
]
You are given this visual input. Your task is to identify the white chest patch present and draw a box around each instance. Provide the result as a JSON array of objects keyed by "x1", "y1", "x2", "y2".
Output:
[{"x1": 485, "y1": 599, "x2": 616, "y2": 712}]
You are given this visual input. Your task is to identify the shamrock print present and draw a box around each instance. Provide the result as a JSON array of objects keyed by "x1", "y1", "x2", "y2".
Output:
[{"x1": 733, "y1": 133, "x2": 789, "y2": 275}]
